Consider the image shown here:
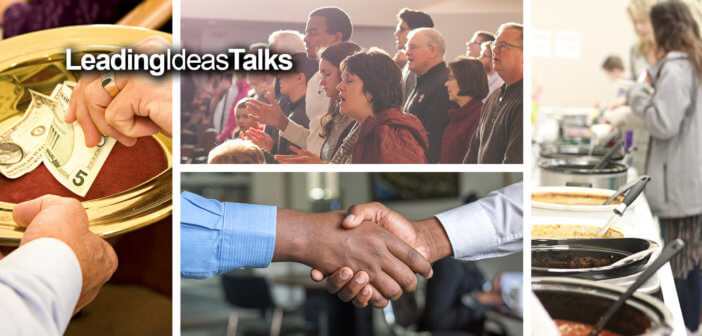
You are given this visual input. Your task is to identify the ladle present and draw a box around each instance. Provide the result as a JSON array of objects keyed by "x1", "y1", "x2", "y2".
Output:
[
  {"x1": 588, "y1": 239, "x2": 685, "y2": 336},
  {"x1": 594, "y1": 140, "x2": 625, "y2": 169}
]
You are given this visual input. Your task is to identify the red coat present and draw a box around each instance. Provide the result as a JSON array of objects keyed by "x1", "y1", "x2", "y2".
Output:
[
  {"x1": 352, "y1": 108, "x2": 428, "y2": 163},
  {"x1": 440, "y1": 99, "x2": 482, "y2": 163}
]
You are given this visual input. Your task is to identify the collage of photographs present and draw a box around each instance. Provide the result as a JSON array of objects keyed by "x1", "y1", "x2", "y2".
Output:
[{"x1": 0, "y1": 0, "x2": 701, "y2": 335}]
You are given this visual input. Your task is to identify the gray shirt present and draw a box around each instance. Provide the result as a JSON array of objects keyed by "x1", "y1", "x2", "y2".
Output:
[{"x1": 627, "y1": 51, "x2": 702, "y2": 217}]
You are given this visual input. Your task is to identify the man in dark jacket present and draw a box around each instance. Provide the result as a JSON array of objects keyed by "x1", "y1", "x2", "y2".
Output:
[
  {"x1": 403, "y1": 28, "x2": 452, "y2": 163},
  {"x1": 464, "y1": 23, "x2": 523, "y2": 164},
  {"x1": 394, "y1": 8, "x2": 435, "y2": 101}
]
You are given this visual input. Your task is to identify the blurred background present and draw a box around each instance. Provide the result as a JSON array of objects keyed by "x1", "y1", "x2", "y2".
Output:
[
  {"x1": 531, "y1": 0, "x2": 634, "y2": 107},
  {"x1": 181, "y1": 172, "x2": 523, "y2": 336},
  {"x1": 181, "y1": 0, "x2": 522, "y2": 64}
]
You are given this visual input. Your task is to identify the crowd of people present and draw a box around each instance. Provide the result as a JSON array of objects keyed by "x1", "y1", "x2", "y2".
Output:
[{"x1": 180, "y1": 6, "x2": 523, "y2": 164}]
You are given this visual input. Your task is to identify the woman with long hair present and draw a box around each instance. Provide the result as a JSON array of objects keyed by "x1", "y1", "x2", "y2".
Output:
[
  {"x1": 274, "y1": 42, "x2": 361, "y2": 163},
  {"x1": 628, "y1": 1, "x2": 702, "y2": 331},
  {"x1": 628, "y1": 0, "x2": 659, "y2": 78},
  {"x1": 317, "y1": 42, "x2": 362, "y2": 161}
]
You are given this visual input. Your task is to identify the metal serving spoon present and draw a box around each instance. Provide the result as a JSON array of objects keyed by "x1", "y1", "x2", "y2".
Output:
[
  {"x1": 596, "y1": 176, "x2": 650, "y2": 237},
  {"x1": 603, "y1": 175, "x2": 651, "y2": 205}
]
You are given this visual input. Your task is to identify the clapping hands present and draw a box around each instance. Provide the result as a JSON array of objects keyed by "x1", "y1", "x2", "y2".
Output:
[{"x1": 246, "y1": 92, "x2": 289, "y2": 130}]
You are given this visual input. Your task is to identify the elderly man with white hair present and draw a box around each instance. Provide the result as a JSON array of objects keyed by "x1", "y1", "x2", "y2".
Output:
[
  {"x1": 403, "y1": 28, "x2": 453, "y2": 163},
  {"x1": 268, "y1": 30, "x2": 306, "y2": 54},
  {"x1": 464, "y1": 22, "x2": 523, "y2": 164}
]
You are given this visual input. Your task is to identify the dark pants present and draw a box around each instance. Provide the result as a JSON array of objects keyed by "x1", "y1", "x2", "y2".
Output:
[
  {"x1": 675, "y1": 267, "x2": 702, "y2": 331},
  {"x1": 419, "y1": 257, "x2": 486, "y2": 334},
  {"x1": 659, "y1": 218, "x2": 702, "y2": 331}
]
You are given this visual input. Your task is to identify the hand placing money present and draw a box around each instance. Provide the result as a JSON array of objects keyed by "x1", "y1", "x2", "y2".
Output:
[
  {"x1": 0, "y1": 82, "x2": 115, "y2": 196},
  {"x1": 43, "y1": 84, "x2": 115, "y2": 197},
  {"x1": 65, "y1": 36, "x2": 173, "y2": 148}
]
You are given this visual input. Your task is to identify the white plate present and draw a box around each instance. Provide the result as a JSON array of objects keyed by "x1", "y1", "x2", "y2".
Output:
[
  {"x1": 532, "y1": 186, "x2": 641, "y2": 225},
  {"x1": 532, "y1": 186, "x2": 641, "y2": 211}
]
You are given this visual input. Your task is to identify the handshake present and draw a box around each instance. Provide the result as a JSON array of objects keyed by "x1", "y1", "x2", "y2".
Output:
[{"x1": 272, "y1": 202, "x2": 453, "y2": 308}]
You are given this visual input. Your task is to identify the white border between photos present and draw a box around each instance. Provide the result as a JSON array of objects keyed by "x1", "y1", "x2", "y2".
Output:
[
  {"x1": 170, "y1": 0, "x2": 531, "y2": 334},
  {"x1": 522, "y1": 0, "x2": 532, "y2": 334},
  {"x1": 172, "y1": 0, "x2": 182, "y2": 332}
]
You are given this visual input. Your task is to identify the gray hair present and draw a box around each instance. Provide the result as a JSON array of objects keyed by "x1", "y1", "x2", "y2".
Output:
[
  {"x1": 496, "y1": 22, "x2": 523, "y2": 42},
  {"x1": 268, "y1": 30, "x2": 306, "y2": 54},
  {"x1": 408, "y1": 27, "x2": 446, "y2": 56}
]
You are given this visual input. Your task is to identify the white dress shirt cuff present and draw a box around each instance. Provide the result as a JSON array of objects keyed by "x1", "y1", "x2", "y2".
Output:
[
  {"x1": 435, "y1": 183, "x2": 523, "y2": 260},
  {"x1": 435, "y1": 201, "x2": 499, "y2": 260},
  {"x1": 0, "y1": 238, "x2": 81, "y2": 334}
]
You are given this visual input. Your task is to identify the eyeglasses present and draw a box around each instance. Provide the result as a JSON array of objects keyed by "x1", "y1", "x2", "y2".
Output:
[{"x1": 490, "y1": 41, "x2": 523, "y2": 51}]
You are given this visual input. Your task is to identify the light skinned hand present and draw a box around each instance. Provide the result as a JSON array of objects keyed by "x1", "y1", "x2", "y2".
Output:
[
  {"x1": 244, "y1": 128, "x2": 274, "y2": 152},
  {"x1": 311, "y1": 202, "x2": 452, "y2": 307},
  {"x1": 274, "y1": 146, "x2": 326, "y2": 164},
  {"x1": 13, "y1": 195, "x2": 118, "y2": 313},
  {"x1": 246, "y1": 92, "x2": 289, "y2": 130},
  {"x1": 65, "y1": 36, "x2": 172, "y2": 147}
]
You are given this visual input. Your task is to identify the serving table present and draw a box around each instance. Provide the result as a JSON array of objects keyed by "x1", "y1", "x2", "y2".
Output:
[{"x1": 531, "y1": 159, "x2": 687, "y2": 335}]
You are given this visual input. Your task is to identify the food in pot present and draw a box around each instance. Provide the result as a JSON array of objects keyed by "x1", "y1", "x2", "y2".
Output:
[
  {"x1": 554, "y1": 319, "x2": 624, "y2": 336},
  {"x1": 532, "y1": 224, "x2": 624, "y2": 239},
  {"x1": 532, "y1": 249, "x2": 626, "y2": 269},
  {"x1": 532, "y1": 192, "x2": 624, "y2": 205}
]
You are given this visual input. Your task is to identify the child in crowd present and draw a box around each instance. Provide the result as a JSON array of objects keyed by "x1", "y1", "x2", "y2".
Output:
[
  {"x1": 207, "y1": 139, "x2": 265, "y2": 164},
  {"x1": 228, "y1": 98, "x2": 260, "y2": 140}
]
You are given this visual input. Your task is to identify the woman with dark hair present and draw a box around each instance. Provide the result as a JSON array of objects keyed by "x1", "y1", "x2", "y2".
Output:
[
  {"x1": 627, "y1": 1, "x2": 702, "y2": 331},
  {"x1": 440, "y1": 57, "x2": 488, "y2": 163},
  {"x1": 278, "y1": 49, "x2": 428, "y2": 163},
  {"x1": 275, "y1": 42, "x2": 361, "y2": 164},
  {"x1": 339, "y1": 49, "x2": 428, "y2": 163},
  {"x1": 317, "y1": 42, "x2": 362, "y2": 161}
]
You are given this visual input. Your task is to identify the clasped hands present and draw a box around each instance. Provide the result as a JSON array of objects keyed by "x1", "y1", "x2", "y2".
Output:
[{"x1": 277, "y1": 202, "x2": 451, "y2": 308}]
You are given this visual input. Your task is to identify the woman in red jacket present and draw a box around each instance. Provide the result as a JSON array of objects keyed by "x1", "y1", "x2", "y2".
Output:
[
  {"x1": 440, "y1": 57, "x2": 488, "y2": 163},
  {"x1": 337, "y1": 49, "x2": 429, "y2": 163}
]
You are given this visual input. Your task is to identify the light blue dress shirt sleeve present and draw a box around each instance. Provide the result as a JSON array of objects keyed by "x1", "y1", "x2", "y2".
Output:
[
  {"x1": 434, "y1": 182, "x2": 523, "y2": 260},
  {"x1": 0, "y1": 238, "x2": 82, "y2": 336},
  {"x1": 180, "y1": 191, "x2": 277, "y2": 279}
]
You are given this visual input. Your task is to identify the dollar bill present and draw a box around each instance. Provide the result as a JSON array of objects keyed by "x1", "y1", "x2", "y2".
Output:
[
  {"x1": 0, "y1": 90, "x2": 54, "y2": 178},
  {"x1": 0, "y1": 74, "x2": 24, "y2": 123},
  {"x1": 42, "y1": 83, "x2": 116, "y2": 197}
]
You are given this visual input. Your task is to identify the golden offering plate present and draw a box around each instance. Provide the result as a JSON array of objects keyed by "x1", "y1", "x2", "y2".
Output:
[{"x1": 0, "y1": 25, "x2": 172, "y2": 245}]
